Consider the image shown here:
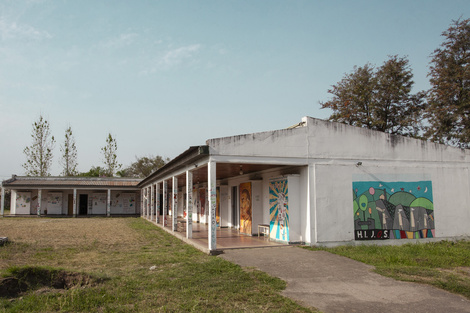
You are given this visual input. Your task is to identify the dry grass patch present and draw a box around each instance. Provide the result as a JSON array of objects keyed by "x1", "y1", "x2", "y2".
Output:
[{"x1": 0, "y1": 218, "x2": 315, "y2": 312}]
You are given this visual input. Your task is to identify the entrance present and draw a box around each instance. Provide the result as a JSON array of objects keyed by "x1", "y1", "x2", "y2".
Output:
[
  {"x1": 231, "y1": 186, "x2": 238, "y2": 228},
  {"x1": 79, "y1": 194, "x2": 88, "y2": 215}
]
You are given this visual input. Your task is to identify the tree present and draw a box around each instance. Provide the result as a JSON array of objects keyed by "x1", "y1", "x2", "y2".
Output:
[
  {"x1": 373, "y1": 55, "x2": 426, "y2": 137},
  {"x1": 121, "y1": 155, "x2": 169, "y2": 178},
  {"x1": 101, "y1": 133, "x2": 121, "y2": 177},
  {"x1": 320, "y1": 64, "x2": 377, "y2": 129},
  {"x1": 78, "y1": 166, "x2": 106, "y2": 177},
  {"x1": 320, "y1": 55, "x2": 425, "y2": 137},
  {"x1": 426, "y1": 18, "x2": 470, "y2": 147},
  {"x1": 23, "y1": 115, "x2": 55, "y2": 176},
  {"x1": 59, "y1": 126, "x2": 78, "y2": 176}
]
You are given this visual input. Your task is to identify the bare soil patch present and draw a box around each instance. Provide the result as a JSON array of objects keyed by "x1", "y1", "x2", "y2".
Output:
[{"x1": 0, "y1": 266, "x2": 104, "y2": 298}]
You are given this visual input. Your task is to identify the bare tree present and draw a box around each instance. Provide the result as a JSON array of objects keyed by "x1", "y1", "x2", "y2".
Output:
[
  {"x1": 23, "y1": 115, "x2": 55, "y2": 176},
  {"x1": 60, "y1": 126, "x2": 78, "y2": 176},
  {"x1": 101, "y1": 133, "x2": 121, "y2": 177}
]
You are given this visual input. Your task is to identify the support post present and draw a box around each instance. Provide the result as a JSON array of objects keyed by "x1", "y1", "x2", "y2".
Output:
[
  {"x1": 186, "y1": 171, "x2": 193, "y2": 238},
  {"x1": 73, "y1": 189, "x2": 77, "y2": 217},
  {"x1": 156, "y1": 183, "x2": 160, "y2": 223},
  {"x1": 163, "y1": 180, "x2": 167, "y2": 227},
  {"x1": 172, "y1": 176, "x2": 178, "y2": 232},
  {"x1": 107, "y1": 189, "x2": 111, "y2": 217},
  {"x1": 150, "y1": 184, "x2": 154, "y2": 222},
  {"x1": 1, "y1": 187, "x2": 4, "y2": 217},
  {"x1": 208, "y1": 161, "x2": 217, "y2": 252},
  {"x1": 37, "y1": 189, "x2": 42, "y2": 217}
]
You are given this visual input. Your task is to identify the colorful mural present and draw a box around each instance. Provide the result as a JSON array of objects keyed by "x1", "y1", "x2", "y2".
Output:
[
  {"x1": 239, "y1": 182, "x2": 252, "y2": 234},
  {"x1": 353, "y1": 180, "x2": 434, "y2": 240},
  {"x1": 16, "y1": 192, "x2": 31, "y2": 214},
  {"x1": 269, "y1": 178, "x2": 289, "y2": 242},
  {"x1": 199, "y1": 188, "x2": 206, "y2": 219}
]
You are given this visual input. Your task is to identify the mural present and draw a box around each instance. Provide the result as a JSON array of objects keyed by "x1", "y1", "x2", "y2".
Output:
[
  {"x1": 16, "y1": 192, "x2": 31, "y2": 214},
  {"x1": 353, "y1": 180, "x2": 434, "y2": 240},
  {"x1": 239, "y1": 182, "x2": 252, "y2": 234},
  {"x1": 269, "y1": 178, "x2": 289, "y2": 242},
  {"x1": 47, "y1": 192, "x2": 63, "y2": 214}
]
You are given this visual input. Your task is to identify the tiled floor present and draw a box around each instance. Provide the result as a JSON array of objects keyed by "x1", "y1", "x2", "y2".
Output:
[{"x1": 146, "y1": 215, "x2": 287, "y2": 253}]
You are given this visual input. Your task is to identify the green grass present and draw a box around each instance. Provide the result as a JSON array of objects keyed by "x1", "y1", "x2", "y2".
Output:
[
  {"x1": 303, "y1": 240, "x2": 470, "y2": 299},
  {"x1": 0, "y1": 218, "x2": 315, "y2": 312}
]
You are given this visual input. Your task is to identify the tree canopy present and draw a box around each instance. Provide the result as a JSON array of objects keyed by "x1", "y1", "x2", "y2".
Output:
[
  {"x1": 120, "y1": 155, "x2": 169, "y2": 178},
  {"x1": 23, "y1": 115, "x2": 56, "y2": 176},
  {"x1": 426, "y1": 18, "x2": 470, "y2": 147},
  {"x1": 320, "y1": 55, "x2": 425, "y2": 137}
]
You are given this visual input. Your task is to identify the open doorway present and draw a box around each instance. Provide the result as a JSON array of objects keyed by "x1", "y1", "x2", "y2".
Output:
[
  {"x1": 231, "y1": 186, "x2": 238, "y2": 229},
  {"x1": 79, "y1": 194, "x2": 88, "y2": 215}
]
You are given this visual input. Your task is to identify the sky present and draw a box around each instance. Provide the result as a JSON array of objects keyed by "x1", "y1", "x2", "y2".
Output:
[{"x1": 0, "y1": 0, "x2": 469, "y2": 180}]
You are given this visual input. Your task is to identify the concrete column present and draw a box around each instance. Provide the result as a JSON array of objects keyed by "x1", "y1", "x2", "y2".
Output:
[
  {"x1": 1, "y1": 187, "x2": 5, "y2": 217},
  {"x1": 150, "y1": 184, "x2": 154, "y2": 222},
  {"x1": 147, "y1": 187, "x2": 151, "y2": 219},
  {"x1": 156, "y1": 182, "x2": 160, "y2": 223},
  {"x1": 37, "y1": 189, "x2": 42, "y2": 217},
  {"x1": 107, "y1": 189, "x2": 111, "y2": 217},
  {"x1": 172, "y1": 176, "x2": 178, "y2": 232},
  {"x1": 208, "y1": 161, "x2": 217, "y2": 252},
  {"x1": 186, "y1": 170, "x2": 193, "y2": 238},
  {"x1": 140, "y1": 190, "x2": 143, "y2": 217},
  {"x1": 163, "y1": 180, "x2": 167, "y2": 227},
  {"x1": 73, "y1": 189, "x2": 77, "y2": 217}
]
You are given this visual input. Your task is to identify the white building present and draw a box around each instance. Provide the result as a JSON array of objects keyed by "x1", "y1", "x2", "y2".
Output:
[{"x1": 3, "y1": 116, "x2": 470, "y2": 253}]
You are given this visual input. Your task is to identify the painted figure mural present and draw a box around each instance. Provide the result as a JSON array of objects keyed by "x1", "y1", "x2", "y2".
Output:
[
  {"x1": 353, "y1": 180, "x2": 434, "y2": 240},
  {"x1": 269, "y1": 178, "x2": 289, "y2": 242},
  {"x1": 239, "y1": 182, "x2": 252, "y2": 234},
  {"x1": 216, "y1": 187, "x2": 220, "y2": 227}
]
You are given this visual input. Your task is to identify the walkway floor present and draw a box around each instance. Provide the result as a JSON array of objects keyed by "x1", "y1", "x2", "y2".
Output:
[
  {"x1": 219, "y1": 246, "x2": 470, "y2": 313},
  {"x1": 146, "y1": 216, "x2": 287, "y2": 253}
]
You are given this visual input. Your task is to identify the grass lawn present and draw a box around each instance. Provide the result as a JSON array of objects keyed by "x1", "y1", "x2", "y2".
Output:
[
  {"x1": 303, "y1": 240, "x2": 470, "y2": 299},
  {"x1": 0, "y1": 218, "x2": 314, "y2": 312}
]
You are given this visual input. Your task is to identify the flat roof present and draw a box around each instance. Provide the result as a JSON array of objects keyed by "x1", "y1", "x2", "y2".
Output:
[{"x1": 2, "y1": 176, "x2": 142, "y2": 189}]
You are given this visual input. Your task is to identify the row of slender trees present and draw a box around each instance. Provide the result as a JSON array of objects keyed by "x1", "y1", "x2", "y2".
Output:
[
  {"x1": 320, "y1": 18, "x2": 470, "y2": 148},
  {"x1": 22, "y1": 116, "x2": 167, "y2": 177}
]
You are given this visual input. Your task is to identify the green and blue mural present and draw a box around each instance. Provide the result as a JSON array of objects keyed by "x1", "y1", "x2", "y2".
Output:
[{"x1": 353, "y1": 180, "x2": 434, "y2": 240}]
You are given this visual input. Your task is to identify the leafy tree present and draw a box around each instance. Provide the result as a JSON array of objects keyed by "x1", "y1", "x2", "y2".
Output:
[
  {"x1": 426, "y1": 18, "x2": 470, "y2": 147},
  {"x1": 121, "y1": 155, "x2": 169, "y2": 178},
  {"x1": 78, "y1": 166, "x2": 106, "y2": 177},
  {"x1": 320, "y1": 64, "x2": 377, "y2": 128},
  {"x1": 23, "y1": 115, "x2": 56, "y2": 176},
  {"x1": 101, "y1": 133, "x2": 121, "y2": 177},
  {"x1": 320, "y1": 55, "x2": 425, "y2": 137},
  {"x1": 59, "y1": 126, "x2": 78, "y2": 176}
]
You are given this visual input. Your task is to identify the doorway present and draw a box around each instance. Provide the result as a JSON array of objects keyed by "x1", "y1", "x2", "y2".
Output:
[
  {"x1": 79, "y1": 194, "x2": 88, "y2": 215},
  {"x1": 231, "y1": 186, "x2": 238, "y2": 228}
]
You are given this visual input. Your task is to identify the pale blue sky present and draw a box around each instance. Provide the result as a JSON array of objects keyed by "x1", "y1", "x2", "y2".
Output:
[{"x1": 0, "y1": 0, "x2": 468, "y2": 179}]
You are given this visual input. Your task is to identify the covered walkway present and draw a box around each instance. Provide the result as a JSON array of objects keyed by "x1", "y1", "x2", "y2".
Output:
[{"x1": 144, "y1": 215, "x2": 287, "y2": 254}]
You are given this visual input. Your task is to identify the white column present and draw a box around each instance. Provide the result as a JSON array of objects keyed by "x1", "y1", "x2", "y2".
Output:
[
  {"x1": 37, "y1": 189, "x2": 42, "y2": 217},
  {"x1": 147, "y1": 187, "x2": 151, "y2": 219},
  {"x1": 1, "y1": 187, "x2": 5, "y2": 217},
  {"x1": 208, "y1": 161, "x2": 217, "y2": 252},
  {"x1": 107, "y1": 189, "x2": 111, "y2": 217},
  {"x1": 172, "y1": 177, "x2": 178, "y2": 232},
  {"x1": 73, "y1": 189, "x2": 77, "y2": 217},
  {"x1": 186, "y1": 171, "x2": 193, "y2": 238},
  {"x1": 163, "y1": 180, "x2": 167, "y2": 227},
  {"x1": 156, "y1": 183, "x2": 160, "y2": 223},
  {"x1": 140, "y1": 189, "x2": 143, "y2": 217},
  {"x1": 150, "y1": 184, "x2": 154, "y2": 222}
]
